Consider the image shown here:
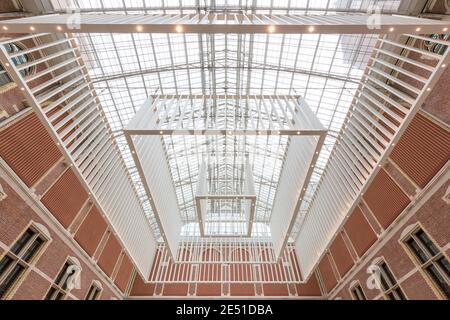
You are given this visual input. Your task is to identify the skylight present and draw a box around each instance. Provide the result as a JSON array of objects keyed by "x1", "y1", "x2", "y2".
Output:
[{"x1": 57, "y1": 0, "x2": 402, "y2": 241}]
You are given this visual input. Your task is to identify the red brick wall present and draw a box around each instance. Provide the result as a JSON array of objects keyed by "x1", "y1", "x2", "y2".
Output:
[
  {"x1": 0, "y1": 176, "x2": 120, "y2": 300},
  {"x1": 74, "y1": 206, "x2": 107, "y2": 257},
  {"x1": 332, "y1": 181, "x2": 450, "y2": 300}
]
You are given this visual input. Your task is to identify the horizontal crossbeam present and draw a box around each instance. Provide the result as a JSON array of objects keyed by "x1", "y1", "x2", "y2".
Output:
[{"x1": 1, "y1": 13, "x2": 449, "y2": 34}]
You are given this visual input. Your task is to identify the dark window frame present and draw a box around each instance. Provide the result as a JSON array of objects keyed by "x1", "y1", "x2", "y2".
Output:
[
  {"x1": 0, "y1": 225, "x2": 48, "y2": 299},
  {"x1": 402, "y1": 226, "x2": 450, "y2": 299},
  {"x1": 350, "y1": 282, "x2": 367, "y2": 300}
]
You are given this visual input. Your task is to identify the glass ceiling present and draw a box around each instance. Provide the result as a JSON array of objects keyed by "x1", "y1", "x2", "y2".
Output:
[{"x1": 57, "y1": 0, "x2": 402, "y2": 241}]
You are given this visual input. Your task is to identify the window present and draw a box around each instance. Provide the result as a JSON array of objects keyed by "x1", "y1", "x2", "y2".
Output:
[
  {"x1": 422, "y1": 34, "x2": 449, "y2": 54},
  {"x1": 45, "y1": 259, "x2": 81, "y2": 300},
  {"x1": 350, "y1": 283, "x2": 367, "y2": 300},
  {"x1": 403, "y1": 227, "x2": 450, "y2": 299},
  {"x1": 0, "y1": 226, "x2": 47, "y2": 299},
  {"x1": 0, "y1": 42, "x2": 33, "y2": 87},
  {"x1": 376, "y1": 261, "x2": 406, "y2": 300},
  {"x1": 85, "y1": 282, "x2": 102, "y2": 300}
]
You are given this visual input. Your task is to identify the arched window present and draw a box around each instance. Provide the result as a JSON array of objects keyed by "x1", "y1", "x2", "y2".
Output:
[{"x1": 0, "y1": 42, "x2": 34, "y2": 88}]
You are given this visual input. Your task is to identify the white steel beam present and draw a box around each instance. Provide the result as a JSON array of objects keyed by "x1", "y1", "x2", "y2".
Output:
[
  {"x1": 1, "y1": 13, "x2": 448, "y2": 34},
  {"x1": 0, "y1": 34, "x2": 157, "y2": 280},
  {"x1": 295, "y1": 34, "x2": 450, "y2": 281}
]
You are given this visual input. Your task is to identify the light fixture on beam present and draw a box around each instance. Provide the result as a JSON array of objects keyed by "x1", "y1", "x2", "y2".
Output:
[
  {"x1": 267, "y1": 25, "x2": 276, "y2": 33},
  {"x1": 175, "y1": 25, "x2": 183, "y2": 33}
]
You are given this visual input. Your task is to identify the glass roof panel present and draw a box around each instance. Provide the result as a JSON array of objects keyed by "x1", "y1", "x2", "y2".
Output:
[{"x1": 62, "y1": 0, "x2": 402, "y2": 241}]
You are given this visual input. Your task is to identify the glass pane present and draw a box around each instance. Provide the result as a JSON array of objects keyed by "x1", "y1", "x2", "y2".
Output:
[
  {"x1": 44, "y1": 287, "x2": 57, "y2": 300},
  {"x1": 380, "y1": 263, "x2": 397, "y2": 288},
  {"x1": 55, "y1": 291, "x2": 65, "y2": 300},
  {"x1": 386, "y1": 292, "x2": 395, "y2": 300},
  {"x1": 406, "y1": 238, "x2": 429, "y2": 264},
  {"x1": 0, "y1": 255, "x2": 14, "y2": 277},
  {"x1": 426, "y1": 265, "x2": 450, "y2": 299},
  {"x1": 436, "y1": 257, "x2": 450, "y2": 278},
  {"x1": 10, "y1": 229, "x2": 35, "y2": 255},
  {"x1": 416, "y1": 230, "x2": 439, "y2": 256},
  {"x1": 86, "y1": 285, "x2": 95, "y2": 300},
  {"x1": 0, "y1": 264, "x2": 25, "y2": 299},
  {"x1": 394, "y1": 288, "x2": 406, "y2": 300},
  {"x1": 54, "y1": 263, "x2": 70, "y2": 286},
  {"x1": 21, "y1": 237, "x2": 44, "y2": 262},
  {"x1": 353, "y1": 285, "x2": 366, "y2": 300}
]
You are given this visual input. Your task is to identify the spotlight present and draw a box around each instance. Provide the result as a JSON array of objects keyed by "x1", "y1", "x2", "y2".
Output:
[{"x1": 267, "y1": 25, "x2": 276, "y2": 33}]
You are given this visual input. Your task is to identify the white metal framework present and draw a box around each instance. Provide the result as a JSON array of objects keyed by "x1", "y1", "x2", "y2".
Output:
[
  {"x1": 1, "y1": 0, "x2": 449, "y2": 284},
  {"x1": 125, "y1": 94, "x2": 326, "y2": 260},
  {"x1": 195, "y1": 158, "x2": 257, "y2": 237},
  {"x1": 2, "y1": 12, "x2": 449, "y2": 34},
  {"x1": 0, "y1": 33, "x2": 157, "y2": 279},
  {"x1": 296, "y1": 33, "x2": 450, "y2": 279}
]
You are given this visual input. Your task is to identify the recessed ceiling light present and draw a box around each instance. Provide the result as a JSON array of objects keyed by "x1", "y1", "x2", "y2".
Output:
[
  {"x1": 175, "y1": 25, "x2": 183, "y2": 33},
  {"x1": 389, "y1": 27, "x2": 394, "y2": 32},
  {"x1": 267, "y1": 25, "x2": 276, "y2": 33},
  {"x1": 5, "y1": 63, "x2": 9, "y2": 67},
  {"x1": 427, "y1": 87, "x2": 431, "y2": 92},
  {"x1": 308, "y1": 26, "x2": 315, "y2": 32},
  {"x1": 57, "y1": 26, "x2": 62, "y2": 31},
  {"x1": 416, "y1": 27, "x2": 421, "y2": 32},
  {"x1": 136, "y1": 25, "x2": 143, "y2": 32},
  {"x1": 443, "y1": 27, "x2": 448, "y2": 32},
  {"x1": 2, "y1": 26, "x2": 8, "y2": 30},
  {"x1": 442, "y1": 64, "x2": 447, "y2": 68},
  {"x1": 160, "y1": 130, "x2": 163, "y2": 134},
  {"x1": 30, "y1": 26, "x2": 35, "y2": 31}
]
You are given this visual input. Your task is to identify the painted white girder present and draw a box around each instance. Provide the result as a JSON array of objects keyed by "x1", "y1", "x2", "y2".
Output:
[{"x1": 1, "y1": 13, "x2": 449, "y2": 34}]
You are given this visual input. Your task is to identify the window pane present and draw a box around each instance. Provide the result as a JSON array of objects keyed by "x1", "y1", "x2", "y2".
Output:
[
  {"x1": 10, "y1": 229, "x2": 35, "y2": 255},
  {"x1": 0, "y1": 255, "x2": 14, "y2": 277},
  {"x1": 436, "y1": 257, "x2": 450, "y2": 278},
  {"x1": 406, "y1": 238, "x2": 429, "y2": 264},
  {"x1": 54, "y1": 263, "x2": 70, "y2": 286},
  {"x1": 380, "y1": 263, "x2": 397, "y2": 288},
  {"x1": 21, "y1": 237, "x2": 44, "y2": 262},
  {"x1": 426, "y1": 264, "x2": 450, "y2": 299},
  {"x1": 44, "y1": 287, "x2": 57, "y2": 300},
  {"x1": 394, "y1": 288, "x2": 406, "y2": 300},
  {"x1": 0, "y1": 264, "x2": 25, "y2": 299},
  {"x1": 55, "y1": 291, "x2": 65, "y2": 300},
  {"x1": 352, "y1": 285, "x2": 366, "y2": 300},
  {"x1": 416, "y1": 230, "x2": 439, "y2": 257}
]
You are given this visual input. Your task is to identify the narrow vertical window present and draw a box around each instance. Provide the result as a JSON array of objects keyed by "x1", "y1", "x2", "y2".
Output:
[
  {"x1": 404, "y1": 227, "x2": 450, "y2": 299},
  {"x1": 0, "y1": 226, "x2": 47, "y2": 299},
  {"x1": 350, "y1": 282, "x2": 367, "y2": 300},
  {"x1": 85, "y1": 282, "x2": 102, "y2": 300},
  {"x1": 376, "y1": 261, "x2": 406, "y2": 300},
  {"x1": 45, "y1": 260, "x2": 80, "y2": 300}
]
